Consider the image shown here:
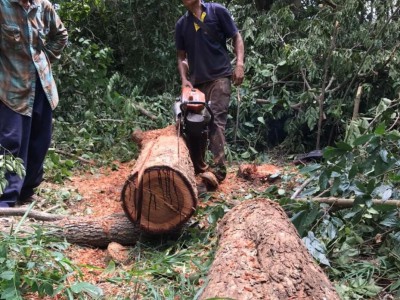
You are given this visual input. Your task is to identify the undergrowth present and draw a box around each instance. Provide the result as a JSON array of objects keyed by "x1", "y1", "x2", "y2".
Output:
[{"x1": 0, "y1": 204, "x2": 102, "y2": 300}]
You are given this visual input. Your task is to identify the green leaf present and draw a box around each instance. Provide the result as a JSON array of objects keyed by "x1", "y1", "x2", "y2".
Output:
[
  {"x1": 302, "y1": 231, "x2": 330, "y2": 266},
  {"x1": 379, "y1": 212, "x2": 399, "y2": 227},
  {"x1": 323, "y1": 146, "x2": 346, "y2": 159},
  {"x1": 381, "y1": 188, "x2": 392, "y2": 201},
  {"x1": 0, "y1": 271, "x2": 15, "y2": 280},
  {"x1": 299, "y1": 164, "x2": 320, "y2": 174},
  {"x1": 319, "y1": 170, "x2": 330, "y2": 190},
  {"x1": 379, "y1": 149, "x2": 388, "y2": 163},
  {"x1": 1, "y1": 287, "x2": 21, "y2": 300},
  {"x1": 70, "y1": 282, "x2": 103, "y2": 298},
  {"x1": 241, "y1": 151, "x2": 251, "y2": 159},
  {"x1": 353, "y1": 134, "x2": 374, "y2": 146},
  {"x1": 348, "y1": 165, "x2": 358, "y2": 180},
  {"x1": 390, "y1": 279, "x2": 400, "y2": 292},
  {"x1": 335, "y1": 141, "x2": 353, "y2": 151},
  {"x1": 374, "y1": 123, "x2": 386, "y2": 135},
  {"x1": 257, "y1": 116, "x2": 265, "y2": 125}
]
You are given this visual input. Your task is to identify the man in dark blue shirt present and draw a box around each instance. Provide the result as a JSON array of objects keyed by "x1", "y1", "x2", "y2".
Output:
[{"x1": 175, "y1": 0, "x2": 244, "y2": 189}]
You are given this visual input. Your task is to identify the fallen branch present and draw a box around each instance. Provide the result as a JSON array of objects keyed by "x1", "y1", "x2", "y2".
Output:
[
  {"x1": 0, "y1": 207, "x2": 65, "y2": 221},
  {"x1": 293, "y1": 197, "x2": 400, "y2": 208},
  {"x1": 133, "y1": 103, "x2": 158, "y2": 121},
  {"x1": 0, "y1": 211, "x2": 141, "y2": 247},
  {"x1": 54, "y1": 149, "x2": 96, "y2": 165}
]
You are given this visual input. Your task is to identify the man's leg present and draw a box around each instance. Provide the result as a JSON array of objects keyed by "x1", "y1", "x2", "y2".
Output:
[
  {"x1": 0, "y1": 103, "x2": 31, "y2": 207},
  {"x1": 197, "y1": 77, "x2": 231, "y2": 182},
  {"x1": 19, "y1": 79, "x2": 52, "y2": 201}
]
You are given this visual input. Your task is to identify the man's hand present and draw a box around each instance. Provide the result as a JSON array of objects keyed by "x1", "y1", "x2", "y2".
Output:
[
  {"x1": 182, "y1": 78, "x2": 193, "y2": 89},
  {"x1": 232, "y1": 32, "x2": 245, "y2": 86},
  {"x1": 232, "y1": 65, "x2": 244, "y2": 86}
]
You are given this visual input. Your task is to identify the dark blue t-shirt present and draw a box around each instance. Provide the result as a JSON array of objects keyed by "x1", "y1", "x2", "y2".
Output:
[{"x1": 175, "y1": 2, "x2": 238, "y2": 85}]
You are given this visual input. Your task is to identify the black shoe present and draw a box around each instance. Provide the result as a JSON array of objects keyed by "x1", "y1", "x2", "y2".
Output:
[{"x1": 199, "y1": 171, "x2": 219, "y2": 190}]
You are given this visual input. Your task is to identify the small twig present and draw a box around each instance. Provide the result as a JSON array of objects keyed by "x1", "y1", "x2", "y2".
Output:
[
  {"x1": 389, "y1": 113, "x2": 400, "y2": 131},
  {"x1": 133, "y1": 104, "x2": 158, "y2": 121},
  {"x1": 325, "y1": 76, "x2": 335, "y2": 91},
  {"x1": 0, "y1": 208, "x2": 66, "y2": 221},
  {"x1": 352, "y1": 85, "x2": 363, "y2": 120},
  {"x1": 54, "y1": 149, "x2": 96, "y2": 165},
  {"x1": 300, "y1": 68, "x2": 314, "y2": 95},
  {"x1": 44, "y1": 204, "x2": 62, "y2": 213},
  {"x1": 96, "y1": 118, "x2": 124, "y2": 123},
  {"x1": 290, "y1": 177, "x2": 314, "y2": 199}
]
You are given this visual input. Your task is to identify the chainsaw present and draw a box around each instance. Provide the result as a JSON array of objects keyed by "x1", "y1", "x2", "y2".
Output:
[{"x1": 173, "y1": 87, "x2": 213, "y2": 138}]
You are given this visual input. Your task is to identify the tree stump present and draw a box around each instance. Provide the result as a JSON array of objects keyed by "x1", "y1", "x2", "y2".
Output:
[
  {"x1": 200, "y1": 198, "x2": 340, "y2": 300},
  {"x1": 121, "y1": 126, "x2": 197, "y2": 234}
]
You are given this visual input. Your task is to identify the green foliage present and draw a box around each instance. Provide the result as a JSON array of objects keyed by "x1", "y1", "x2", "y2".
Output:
[
  {"x1": 229, "y1": 0, "x2": 400, "y2": 153},
  {"x1": 0, "y1": 147, "x2": 25, "y2": 196},
  {"x1": 299, "y1": 96, "x2": 400, "y2": 201},
  {"x1": 58, "y1": 0, "x2": 182, "y2": 95},
  {"x1": 0, "y1": 210, "x2": 102, "y2": 299},
  {"x1": 277, "y1": 93, "x2": 400, "y2": 298}
]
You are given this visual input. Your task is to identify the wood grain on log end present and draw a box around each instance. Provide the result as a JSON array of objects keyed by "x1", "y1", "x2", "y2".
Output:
[{"x1": 122, "y1": 167, "x2": 196, "y2": 234}]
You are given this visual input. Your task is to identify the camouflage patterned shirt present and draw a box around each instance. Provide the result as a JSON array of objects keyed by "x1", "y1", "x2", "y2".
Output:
[{"x1": 0, "y1": 0, "x2": 68, "y2": 116}]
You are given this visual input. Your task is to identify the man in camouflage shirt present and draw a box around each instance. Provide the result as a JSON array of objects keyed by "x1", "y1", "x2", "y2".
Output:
[{"x1": 0, "y1": 0, "x2": 68, "y2": 207}]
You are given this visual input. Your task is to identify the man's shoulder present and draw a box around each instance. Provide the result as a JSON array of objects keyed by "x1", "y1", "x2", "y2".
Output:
[{"x1": 175, "y1": 14, "x2": 187, "y2": 28}]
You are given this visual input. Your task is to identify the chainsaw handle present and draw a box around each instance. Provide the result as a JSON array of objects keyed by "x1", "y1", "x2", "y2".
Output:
[{"x1": 180, "y1": 101, "x2": 214, "y2": 124}]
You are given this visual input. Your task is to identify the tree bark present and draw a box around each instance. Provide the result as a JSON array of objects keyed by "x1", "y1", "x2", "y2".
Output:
[
  {"x1": 121, "y1": 125, "x2": 198, "y2": 234},
  {"x1": 0, "y1": 213, "x2": 140, "y2": 248},
  {"x1": 200, "y1": 198, "x2": 339, "y2": 300}
]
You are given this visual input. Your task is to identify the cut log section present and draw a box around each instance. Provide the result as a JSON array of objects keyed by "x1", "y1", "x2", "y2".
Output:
[
  {"x1": 121, "y1": 126, "x2": 197, "y2": 234},
  {"x1": 0, "y1": 213, "x2": 140, "y2": 248},
  {"x1": 200, "y1": 198, "x2": 340, "y2": 300}
]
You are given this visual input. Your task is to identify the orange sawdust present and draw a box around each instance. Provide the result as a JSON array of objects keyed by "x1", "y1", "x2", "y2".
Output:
[{"x1": 68, "y1": 161, "x2": 135, "y2": 218}]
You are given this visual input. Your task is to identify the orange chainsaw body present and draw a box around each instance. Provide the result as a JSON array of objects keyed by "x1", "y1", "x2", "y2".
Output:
[{"x1": 181, "y1": 87, "x2": 206, "y2": 113}]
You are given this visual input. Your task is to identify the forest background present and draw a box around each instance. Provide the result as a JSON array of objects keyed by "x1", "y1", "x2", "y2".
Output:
[{"x1": 1, "y1": 0, "x2": 400, "y2": 299}]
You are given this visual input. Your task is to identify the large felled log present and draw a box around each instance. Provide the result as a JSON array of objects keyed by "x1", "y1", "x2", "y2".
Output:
[
  {"x1": 200, "y1": 198, "x2": 340, "y2": 300},
  {"x1": 121, "y1": 126, "x2": 197, "y2": 234},
  {"x1": 0, "y1": 212, "x2": 140, "y2": 248}
]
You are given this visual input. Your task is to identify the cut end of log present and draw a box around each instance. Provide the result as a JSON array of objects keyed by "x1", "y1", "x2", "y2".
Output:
[{"x1": 121, "y1": 167, "x2": 196, "y2": 234}]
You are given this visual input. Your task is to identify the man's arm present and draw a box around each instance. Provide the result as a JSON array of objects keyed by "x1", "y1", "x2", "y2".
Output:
[
  {"x1": 177, "y1": 50, "x2": 192, "y2": 88},
  {"x1": 232, "y1": 32, "x2": 244, "y2": 86},
  {"x1": 45, "y1": 7, "x2": 68, "y2": 62}
]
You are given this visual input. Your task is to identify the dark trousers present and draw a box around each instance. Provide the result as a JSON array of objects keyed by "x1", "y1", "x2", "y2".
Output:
[
  {"x1": 0, "y1": 79, "x2": 52, "y2": 207},
  {"x1": 187, "y1": 77, "x2": 231, "y2": 182}
]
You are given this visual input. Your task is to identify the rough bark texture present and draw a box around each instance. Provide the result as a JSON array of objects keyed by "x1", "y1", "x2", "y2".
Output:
[
  {"x1": 0, "y1": 213, "x2": 140, "y2": 248},
  {"x1": 121, "y1": 125, "x2": 197, "y2": 234},
  {"x1": 200, "y1": 198, "x2": 340, "y2": 300},
  {"x1": 51, "y1": 213, "x2": 141, "y2": 247}
]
